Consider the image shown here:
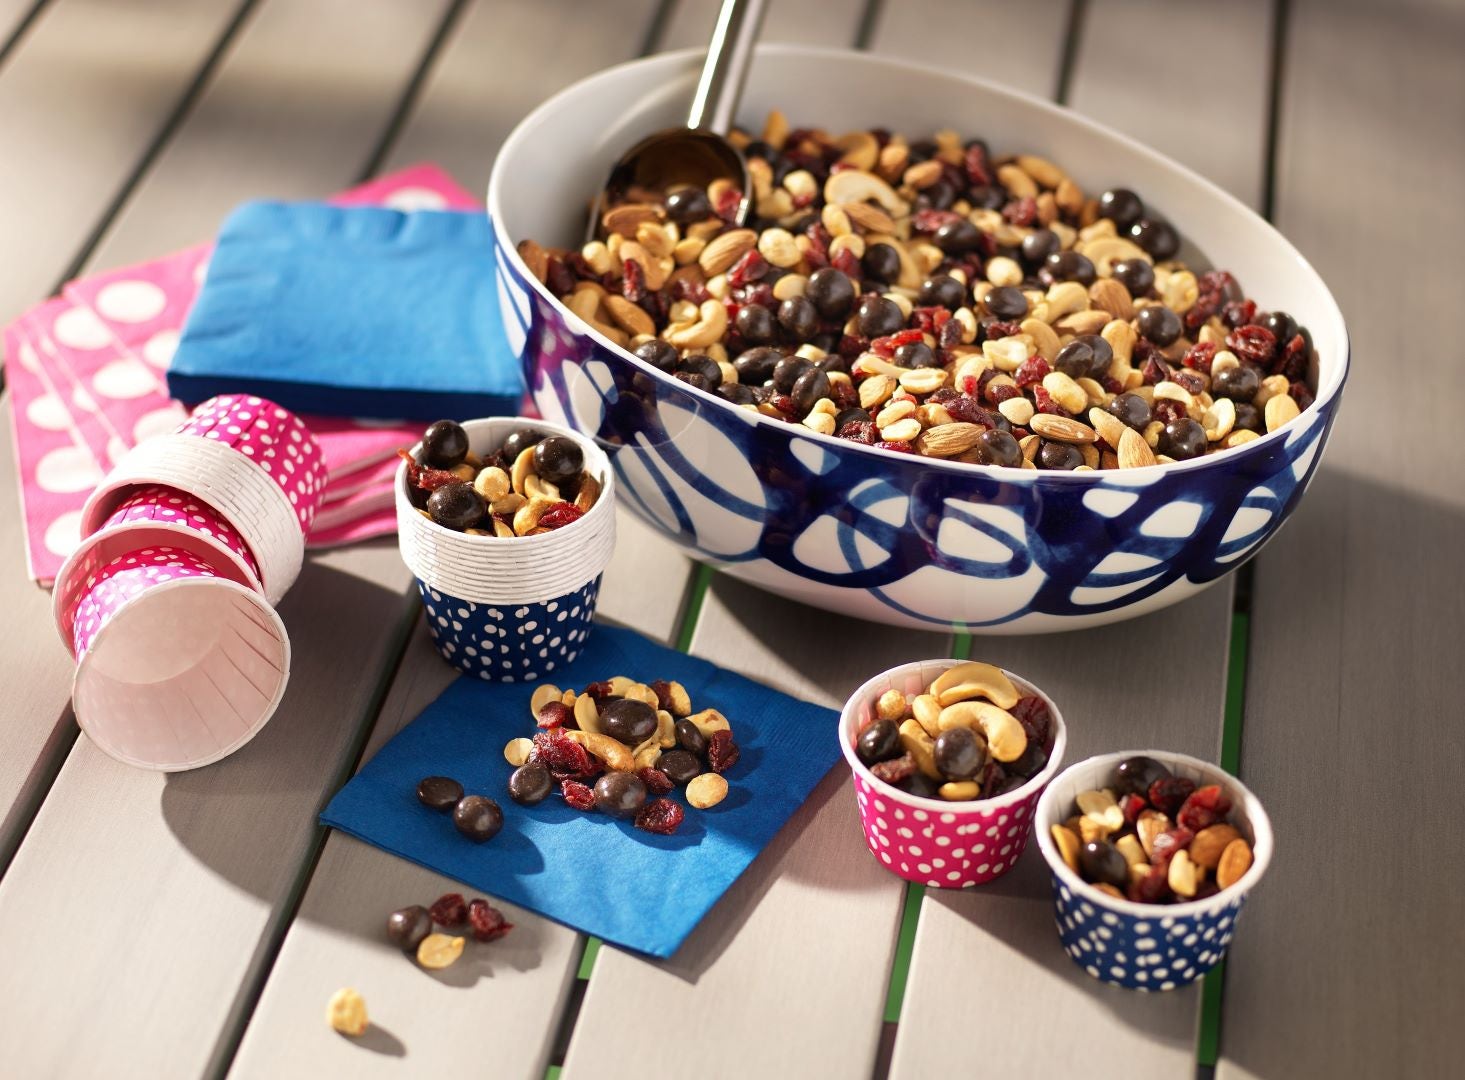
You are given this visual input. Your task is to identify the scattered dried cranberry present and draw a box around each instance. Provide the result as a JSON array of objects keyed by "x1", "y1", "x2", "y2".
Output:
[
  {"x1": 467, "y1": 898, "x2": 514, "y2": 942},
  {"x1": 637, "y1": 767, "x2": 675, "y2": 796},
  {"x1": 943, "y1": 394, "x2": 993, "y2": 426},
  {"x1": 1177, "y1": 785, "x2": 1232, "y2": 831},
  {"x1": 538, "y1": 502, "x2": 585, "y2": 530},
  {"x1": 1002, "y1": 195, "x2": 1037, "y2": 226},
  {"x1": 1152, "y1": 399, "x2": 1186, "y2": 426},
  {"x1": 964, "y1": 141, "x2": 993, "y2": 186},
  {"x1": 727, "y1": 249, "x2": 768, "y2": 288},
  {"x1": 560, "y1": 778, "x2": 596, "y2": 811},
  {"x1": 706, "y1": 730, "x2": 741, "y2": 774},
  {"x1": 1149, "y1": 826, "x2": 1196, "y2": 867},
  {"x1": 1140, "y1": 356, "x2": 1170, "y2": 386},
  {"x1": 838, "y1": 420, "x2": 878, "y2": 444},
  {"x1": 581, "y1": 680, "x2": 614, "y2": 702},
  {"x1": 533, "y1": 730, "x2": 596, "y2": 778},
  {"x1": 1015, "y1": 355, "x2": 1051, "y2": 388},
  {"x1": 1147, "y1": 776, "x2": 1197, "y2": 815},
  {"x1": 634, "y1": 798, "x2": 685, "y2": 835},
  {"x1": 429, "y1": 892, "x2": 468, "y2": 927},
  {"x1": 648, "y1": 679, "x2": 675, "y2": 713},
  {"x1": 986, "y1": 382, "x2": 1021, "y2": 406},
  {"x1": 397, "y1": 449, "x2": 460, "y2": 492},
  {"x1": 1226, "y1": 324, "x2": 1277, "y2": 364},
  {"x1": 536, "y1": 701, "x2": 570, "y2": 729},
  {"x1": 621, "y1": 255, "x2": 646, "y2": 302},
  {"x1": 878, "y1": 439, "x2": 915, "y2": 453},
  {"x1": 870, "y1": 753, "x2": 916, "y2": 785},
  {"x1": 1128, "y1": 865, "x2": 1170, "y2": 904},
  {"x1": 713, "y1": 186, "x2": 743, "y2": 223},
  {"x1": 1032, "y1": 386, "x2": 1066, "y2": 416},
  {"x1": 871, "y1": 328, "x2": 924, "y2": 357},
  {"x1": 1120, "y1": 793, "x2": 1148, "y2": 825}
]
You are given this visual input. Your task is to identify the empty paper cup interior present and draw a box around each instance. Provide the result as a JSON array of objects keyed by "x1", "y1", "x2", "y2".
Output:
[{"x1": 72, "y1": 555, "x2": 290, "y2": 772}]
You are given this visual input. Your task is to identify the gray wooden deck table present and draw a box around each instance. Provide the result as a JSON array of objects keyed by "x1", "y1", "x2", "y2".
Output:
[{"x1": 0, "y1": 1, "x2": 1458, "y2": 1077}]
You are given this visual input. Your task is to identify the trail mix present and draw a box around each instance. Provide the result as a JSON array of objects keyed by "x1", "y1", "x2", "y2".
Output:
[
  {"x1": 504, "y1": 676, "x2": 741, "y2": 836},
  {"x1": 402, "y1": 420, "x2": 601, "y2": 533},
  {"x1": 518, "y1": 112, "x2": 1317, "y2": 469},
  {"x1": 385, "y1": 892, "x2": 514, "y2": 971},
  {"x1": 415, "y1": 774, "x2": 505, "y2": 842},
  {"x1": 1049, "y1": 756, "x2": 1255, "y2": 904},
  {"x1": 855, "y1": 661, "x2": 1053, "y2": 800}
]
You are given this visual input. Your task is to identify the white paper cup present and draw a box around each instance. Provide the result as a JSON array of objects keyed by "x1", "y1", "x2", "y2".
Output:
[
  {"x1": 68, "y1": 544, "x2": 290, "y2": 771},
  {"x1": 81, "y1": 395, "x2": 326, "y2": 604}
]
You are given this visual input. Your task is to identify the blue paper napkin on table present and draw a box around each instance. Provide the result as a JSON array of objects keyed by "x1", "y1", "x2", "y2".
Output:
[
  {"x1": 168, "y1": 200, "x2": 523, "y2": 420},
  {"x1": 320, "y1": 625, "x2": 842, "y2": 957}
]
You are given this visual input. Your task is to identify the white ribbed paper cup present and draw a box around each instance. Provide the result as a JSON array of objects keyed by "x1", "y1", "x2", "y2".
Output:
[
  {"x1": 81, "y1": 395, "x2": 326, "y2": 604},
  {"x1": 68, "y1": 544, "x2": 290, "y2": 771}
]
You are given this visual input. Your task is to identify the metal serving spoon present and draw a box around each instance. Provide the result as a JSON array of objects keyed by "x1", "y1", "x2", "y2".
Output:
[{"x1": 586, "y1": 0, "x2": 768, "y2": 242}]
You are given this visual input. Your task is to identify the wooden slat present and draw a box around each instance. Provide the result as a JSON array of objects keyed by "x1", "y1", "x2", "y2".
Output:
[
  {"x1": 0, "y1": 0, "x2": 39, "y2": 57},
  {"x1": 883, "y1": 2, "x2": 1271, "y2": 1075},
  {"x1": 563, "y1": 575, "x2": 951, "y2": 1080},
  {"x1": 1219, "y1": 2, "x2": 1465, "y2": 1077},
  {"x1": 229, "y1": 3, "x2": 683, "y2": 1076},
  {"x1": 0, "y1": 3, "x2": 463, "y2": 1075},
  {"x1": 657, "y1": 0, "x2": 868, "y2": 49},
  {"x1": 0, "y1": 0, "x2": 245, "y2": 326}
]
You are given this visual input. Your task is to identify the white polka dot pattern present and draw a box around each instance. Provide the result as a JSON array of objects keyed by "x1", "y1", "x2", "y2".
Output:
[
  {"x1": 103, "y1": 484, "x2": 260, "y2": 579},
  {"x1": 70, "y1": 546, "x2": 220, "y2": 657},
  {"x1": 417, "y1": 576, "x2": 601, "y2": 683},
  {"x1": 178, "y1": 395, "x2": 327, "y2": 531},
  {"x1": 850, "y1": 770, "x2": 1045, "y2": 888}
]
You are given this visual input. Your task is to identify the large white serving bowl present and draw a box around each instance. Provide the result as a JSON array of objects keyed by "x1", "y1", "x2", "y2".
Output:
[{"x1": 486, "y1": 45, "x2": 1347, "y2": 633}]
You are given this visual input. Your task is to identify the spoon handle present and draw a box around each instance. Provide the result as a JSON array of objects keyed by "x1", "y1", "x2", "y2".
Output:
[{"x1": 685, "y1": 0, "x2": 769, "y2": 134}]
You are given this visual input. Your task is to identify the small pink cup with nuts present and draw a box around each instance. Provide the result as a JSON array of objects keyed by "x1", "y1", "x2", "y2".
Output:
[{"x1": 839, "y1": 658, "x2": 1067, "y2": 888}]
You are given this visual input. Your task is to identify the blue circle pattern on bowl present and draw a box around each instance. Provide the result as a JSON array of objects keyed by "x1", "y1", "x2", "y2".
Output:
[
  {"x1": 1050, "y1": 872, "x2": 1246, "y2": 990},
  {"x1": 417, "y1": 575, "x2": 600, "y2": 682},
  {"x1": 491, "y1": 230, "x2": 1343, "y2": 633}
]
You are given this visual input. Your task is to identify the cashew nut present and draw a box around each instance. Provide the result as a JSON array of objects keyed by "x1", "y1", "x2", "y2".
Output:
[
  {"x1": 822, "y1": 169, "x2": 910, "y2": 218},
  {"x1": 1077, "y1": 236, "x2": 1150, "y2": 277},
  {"x1": 935, "y1": 701, "x2": 1027, "y2": 763},
  {"x1": 664, "y1": 299, "x2": 728, "y2": 350},
  {"x1": 564, "y1": 729, "x2": 633, "y2": 772},
  {"x1": 897, "y1": 719, "x2": 943, "y2": 780},
  {"x1": 656, "y1": 709, "x2": 676, "y2": 749},
  {"x1": 930, "y1": 662, "x2": 1020, "y2": 709},
  {"x1": 834, "y1": 130, "x2": 879, "y2": 171},
  {"x1": 512, "y1": 495, "x2": 557, "y2": 536},
  {"x1": 632, "y1": 736, "x2": 662, "y2": 771}
]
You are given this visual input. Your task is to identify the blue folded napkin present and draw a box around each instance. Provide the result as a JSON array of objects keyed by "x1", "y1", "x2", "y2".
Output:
[
  {"x1": 320, "y1": 625, "x2": 842, "y2": 957},
  {"x1": 168, "y1": 200, "x2": 524, "y2": 420}
]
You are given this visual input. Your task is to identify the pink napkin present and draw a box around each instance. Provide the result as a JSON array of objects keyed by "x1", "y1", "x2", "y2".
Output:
[{"x1": 4, "y1": 163, "x2": 481, "y2": 583}]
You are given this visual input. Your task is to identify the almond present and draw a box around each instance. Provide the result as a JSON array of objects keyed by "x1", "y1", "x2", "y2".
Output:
[
  {"x1": 1053, "y1": 309, "x2": 1111, "y2": 336},
  {"x1": 698, "y1": 228, "x2": 758, "y2": 276},
  {"x1": 1088, "y1": 407, "x2": 1127, "y2": 449},
  {"x1": 1190, "y1": 824, "x2": 1244, "y2": 870},
  {"x1": 916, "y1": 422, "x2": 985, "y2": 458},
  {"x1": 516, "y1": 238, "x2": 549, "y2": 282},
  {"x1": 840, "y1": 200, "x2": 896, "y2": 235},
  {"x1": 601, "y1": 202, "x2": 661, "y2": 237},
  {"x1": 1050, "y1": 824, "x2": 1081, "y2": 872},
  {"x1": 902, "y1": 159, "x2": 944, "y2": 190},
  {"x1": 1118, "y1": 425, "x2": 1158, "y2": 468},
  {"x1": 1216, "y1": 837, "x2": 1254, "y2": 888},
  {"x1": 1089, "y1": 278, "x2": 1134, "y2": 320},
  {"x1": 1030, "y1": 414, "x2": 1098, "y2": 444},
  {"x1": 1136, "y1": 809, "x2": 1171, "y2": 858},
  {"x1": 602, "y1": 294, "x2": 655, "y2": 338}
]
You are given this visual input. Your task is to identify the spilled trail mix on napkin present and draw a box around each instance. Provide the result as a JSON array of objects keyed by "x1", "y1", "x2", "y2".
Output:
[{"x1": 322, "y1": 625, "x2": 841, "y2": 957}]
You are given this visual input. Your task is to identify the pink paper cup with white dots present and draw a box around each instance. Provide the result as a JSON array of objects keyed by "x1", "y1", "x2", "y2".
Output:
[
  {"x1": 839, "y1": 659, "x2": 1067, "y2": 889},
  {"x1": 104, "y1": 484, "x2": 261, "y2": 578},
  {"x1": 67, "y1": 544, "x2": 290, "y2": 771},
  {"x1": 80, "y1": 395, "x2": 326, "y2": 604}
]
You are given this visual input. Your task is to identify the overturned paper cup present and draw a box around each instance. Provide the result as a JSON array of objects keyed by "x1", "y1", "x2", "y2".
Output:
[
  {"x1": 103, "y1": 484, "x2": 261, "y2": 579},
  {"x1": 68, "y1": 545, "x2": 290, "y2": 771},
  {"x1": 81, "y1": 395, "x2": 326, "y2": 604}
]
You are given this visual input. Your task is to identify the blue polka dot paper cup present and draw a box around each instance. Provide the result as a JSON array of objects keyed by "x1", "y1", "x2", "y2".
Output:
[
  {"x1": 1035, "y1": 751, "x2": 1274, "y2": 991},
  {"x1": 397, "y1": 416, "x2": 615, "y2": 682}
]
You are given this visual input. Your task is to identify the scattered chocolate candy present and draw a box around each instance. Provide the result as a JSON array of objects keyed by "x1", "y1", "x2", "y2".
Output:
[
  {"x1": 385, "y1": 905, "x2": 433, "y2": 952},
  {"x1": 504, "y1": 676, "x2": 745, "y2": 838},
  {"x1": 519, "y1": 113, "x2": 1316, "y2": 468},
  {"x1": 416, "y1": 775, "x2": 464, "y2": 811},
  {"x1": 453, "y1": 795, "x2": 504, "y2": 842},
  {"x1": 401, "y1": 422, "x2": 601, "y2": 537},
  {"x1": 1051, "y1": 757, "x2": 1255, "y2": 903},
  {"x1": 853, "y1": 661, "x2": 1054, "y2": 801},
  {"x1": 387, "y1": 893, "x2": 513, "y2": 970}
]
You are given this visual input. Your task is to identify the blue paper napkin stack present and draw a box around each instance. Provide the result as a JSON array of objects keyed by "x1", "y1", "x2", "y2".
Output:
[{"x1": 168, "y1": 201, "x2": 524, "y2": 420}]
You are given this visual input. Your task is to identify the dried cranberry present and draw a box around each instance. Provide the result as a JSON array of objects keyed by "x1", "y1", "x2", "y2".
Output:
[
  {"x1": 1177, "y1": 784, "x2": 1233, "y2": 832},
  {"x1": 1120, "y1": 793, "x2": 1148, "y2": 826},
  {"x1": 533, "y1": 730, "x2": 596, "y2": 778},
  {"x1": 983, "y1": 319, "x2": 1022, "y2": 340},
  {"x1": 937, "y1": 319, "x2": 964, "y2": 349},
  {"x1": 910, "y1": 306, "x2": 951, "y2": 335},
  {"x1": 838, "y1": 420, "x2": 878, "y2": 444},
  {"x1": 1194, "y1": 880, "x2": 1221, "y2": 900},
  {"x1": 621, "y1": 256, "x2": 646, "y2": 302},
  {"x1": 1172, "y1": 369, "x2": 1206, "y2": 395},
  {"x1": 1002, "y1": 196, "x2": 1037, "y2": 227},
  {"x1": 832, "y1": 379, "x2": 858, "y2": 409},
  {"x1": 964, "y1": 142, "x2": 992, "y2": 186},
  {"x1": 637, "y1": 767, "x2": 674, "y2": 796},
  {"x1": 1147, "y1": 776, "x2": 1197, "y2": 815},
  {"x1": 538, "y1": 502, "x2": 585, "y2": 531},
  {"x1": 1290, "y1": 381, "x2": 1315, "y2": 410},
  {"x1": 560, "y1": 778, "x2": 596, "y2": 810},
  {"x1": 1139, "y1": 356, "x2": 1170, "y2": 386},
  {"x1": 1032, "y1": 386, "x2": 1066, "y2": 416},
  {"x1": 944, "y1": 394, "x2": 993, "y2": 426},
  {"x1": 838, "y1": 333, "x2": 869, "y2": 360},
  {"x1": 1226, "y1": 324, "x2": 1278, "y2": 364},
  {"x1": 870, "y1": 753, "x2": 916, "y2": 785},
  {"x1": 1014, "y1": 355, "x2": 1052, "y2": 388},
  {"x1": 912, "y1": 208, "x2": 963, "y2": 235},
  {"x1": 832, "y1": 247, "x2": 863, "y2": 280},
  {"x1": 978, "y1": 760, "x2": 1010, "y2": 799},
  {"x1": 536, "y1": 701, "x2": 570, "y2": 729},
  {"x1": 1152, "y1": 399, "x2": 1186, "y2": 426},
  {"x1": 634, "y1": 797, "x2": 685, "y2": 835},
  {"x1": 582, "y1": 680, "x2": 614, "y2": 701},
  {"x1": 727, "y1": 249, "x2": 768, "y2": 288},
  {"x1": 429, "y1": 892, "x2": 468, "y2": 927},
  {"x1": 871, "y1": 328, "x2": 924, "y2": 356},
  {"x1": 1182, "y1": 341, "x2": 1217, "y2": 375},
  {"x1": 467, "y1": 898, "x2": 513, "y2": 942},
  {"x1": 648, "y1": 679, "x2": 675, "y2": 713},
  {"x1": 713, "y1": 186, "x2": 743, "y2": 223},
  {"x1": 707, "y1": 730, "x2": 740, "y2": 773},
  {"x1": 986, "y1": 382, "x2": 1020, "y2": 406},
  {"x1": 1222, "y1": 299, "x2": 1257, "y2": 329},
  {"x1": 671, "y1": 277, "x2": 711, "y2": 305},
  {"x1": 545, "y1": 256, "x2": 576, "y2": 297},
  {"x1": 1128, "y1": 865, "x2": 1171, "y2": 904},
  {"x1": 878, "y1": 439, "x2": 915, "y2": 453},
  {"x1": 1148, "y1": 826, "x2": 1195, "y2": 867},
  {"x1": 1009, "y1": 695, "x2": 1051, "y2": 747},
  {"x1": 1178, "y1": 802, "x2": 1221, "y2": 832},
  {"x1": 398, "y1": 449, "x2": 460, "y2": 492}
]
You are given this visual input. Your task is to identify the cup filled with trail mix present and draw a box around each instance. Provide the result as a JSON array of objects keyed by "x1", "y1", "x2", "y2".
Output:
[
  {"x1": 395, "y1": 416, "x2": 616, "y2": 682},
  {"x1": 839, "y1": 658, "x2": 1066, "y2": 888},
  {"x1": 1034, "y1": 750, "x2": 1273, "y2": 990}
]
